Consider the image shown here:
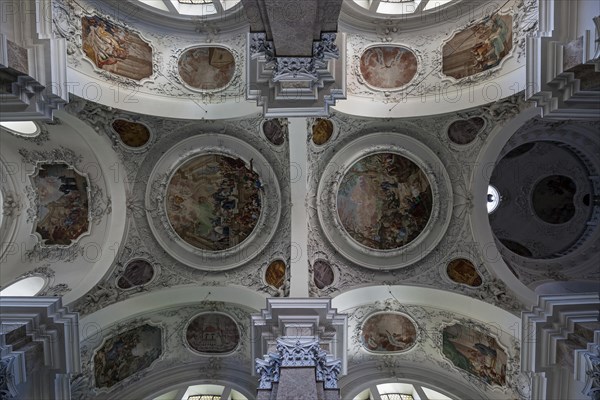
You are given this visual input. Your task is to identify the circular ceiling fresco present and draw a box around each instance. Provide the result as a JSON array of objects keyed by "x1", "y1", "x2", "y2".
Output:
[
  {"x1": 359, "y1": 46, "x2": 417, "y2": 89},
  {"x1": 166, "y1": 154, "x2": 262, "y2": 251},
  {"x1": 177, "y1": 47, "x2": 235, "y2": 91},
  {"x1": 337, "y1": 153, "x2": 433, "y2": 250}
]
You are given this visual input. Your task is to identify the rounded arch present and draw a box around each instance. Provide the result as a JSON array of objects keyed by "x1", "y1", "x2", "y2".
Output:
[
  {"x1": 79, "y1": 285, "x2": 267, "y2": 338},
  {"x1": 469, "y1": 106, "x2": 541, "y2": 306},
  {"x1": 332, "y1": 285, "x2": 520, "y2": 329},
  {"x1": 340, "y1": 361, "x2": 485, "y2": 400},
  {"x1": 111, "y1": 364, "x2": 256, "y2": 400}
]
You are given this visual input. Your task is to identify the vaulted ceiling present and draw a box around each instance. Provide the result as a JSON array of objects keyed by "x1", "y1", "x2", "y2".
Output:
[{"x1": 1, "y1": 0, "x2": 599, "y2": 399}]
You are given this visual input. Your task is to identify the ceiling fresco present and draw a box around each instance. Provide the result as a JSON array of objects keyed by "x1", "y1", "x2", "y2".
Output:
[
  {"x1": 31, "y1": 163, "x2": 90, "y2": 246},
  {"x1": 4, "y1": 0, "x2": 599, "y2": 398},
  {"x1": 441, "y1": 323, "x2": 508, "y2": 387},
  {"x1": 337, "y1": 153, "x2": 433, "y2": 250},
  {"x1": 93, "y1": 324, "x2": 162, "y2": 389},
  {"x1": 185, "y1": 313, "x2": 241, "y2": 354},
  {"x1": 111, "y1": 119, "x2": 151, "y2": 148},
  {"x1": 442, "y1": 14, "x2": 513, "y2": 79},
  {"x1": 359, "y1": 46, "x2": 418, "y2": 89},
  {"x1": 447, "y1": 117, "x2": 485, "y2": 145},
  {"x1": 261, "y1": 119, "x2": 287, "y2": 146},
  {"x1": 360, "y1": 313, "x2": 418, "y2": 353},
  {"x1": 166, "y1": 154, "x2": 262, "y2": 251},
  {"x1": 177, "y1": 47, "x2": 236, "y2": 91},
  {"x1": 82, "y1": 15, "x2": 153, "y2": 80},
  {"x1": 264, "y1": 260, "x2": 286, "y2": 289},
  {"x1": 446, "y1": 258, "x2": 483, "y2": 287},
  {"x1": 116, "y1": 259, "x2": 155, "y2": 290}
]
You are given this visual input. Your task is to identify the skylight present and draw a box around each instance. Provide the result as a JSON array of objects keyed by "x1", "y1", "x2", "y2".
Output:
[
  {"x1": 487, "y1": 185, "x2": 501, "y2": 214},
  {"x1": 0, "y1": 121, "x2": 39, "y2": 136},
  {"x1": 0, "y1": 276, "x2": 46, "y2": 297},
  {"x1": 352, "y1": 0, "x2": 458, "y2": 14}
]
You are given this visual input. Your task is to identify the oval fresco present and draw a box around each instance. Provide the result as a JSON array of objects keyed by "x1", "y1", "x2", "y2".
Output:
[
  {"x1": 312, "y1": 118, "x2": 334, "y2": 145},
  {"x1": 447, "y1": 258, "x2": 482, "y2": 287},
  {"x1": 112, "y1": 119, "x2": 151, "y2": 148},
  {"x1": 94, "y1": 324, "x2": 162, "y2": 388},
  {"x1": 359, "y1": 46, "x2": 418, "y2": 89},
  {"x1": 313, "y1": 259, "x2": 334, "y2": 289},
  {"x1": 265, "y1": 259, "x2": 286, "y2": 289},
  {"x1": 166, "y1": 154, "x2": 262, "y2": 251},
  {"x1": 447, "y1": 117, "x2": 485, "y2": 145},
  {"x1": 185, "y1": 313, "x2": 240, "y2": 354},
  {"x1": 117, "y1": 259, "x2": 155, "y2": 289},
  {"x1": 32, "y1": 163, "x2": 89, "y2": 246},
  {"x1": 262, "y1": 119, "x2": 286, "y2": 146},
  {"x1": 337, "y1": 153, "x2": 433, "y2": 250},
  {"x1": 178, "y1": 47, "x2": 235, "y2": 91},
  {"x1": 532, "y1": 175, "x2": 576, "y2": 224},
  {"x1": 361, "y1": 313, "x2": 417, "y2": 353}
]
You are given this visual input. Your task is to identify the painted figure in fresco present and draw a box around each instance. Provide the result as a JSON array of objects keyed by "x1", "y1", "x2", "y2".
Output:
[
  {"x1": 166, "y1": 155, "x2": 262, "y2": 251},
  {"x1": 83, "y1": 17, "x2": 128, "y2": 67},
  {"x1": 471, "y1": 15, "x2": 510, "y2": 70}
]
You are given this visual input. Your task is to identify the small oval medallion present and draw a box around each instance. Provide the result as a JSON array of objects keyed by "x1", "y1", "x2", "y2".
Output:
[
  {"x1": 265, "y1": 260, "x2": 286, "y2": 289},
  {"x1": 112, "y1": 119, "x2": 150, "y2": 148},
  {"x1": 446, "y1": 258, "x2": 482, "y2": 287}
]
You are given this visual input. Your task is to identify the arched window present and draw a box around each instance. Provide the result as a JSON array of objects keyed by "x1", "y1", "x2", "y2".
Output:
[
  {"x1": 354, "y1": 382, "x2": 455, "y2": 400},
  {"x1": 0, "y1": 276, "x2": 46, "y2": 297}
]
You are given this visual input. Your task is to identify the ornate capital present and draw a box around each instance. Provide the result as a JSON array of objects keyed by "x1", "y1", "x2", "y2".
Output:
[
  {"x1": 0, "y1": 356, "x2": 18, "y2": 399},
  {"x1": 583, "y1": 344, "x2": 600, "y2": 399},
  {"x1": 255, "y1": 338, "x2": 341, "y2": 390}
]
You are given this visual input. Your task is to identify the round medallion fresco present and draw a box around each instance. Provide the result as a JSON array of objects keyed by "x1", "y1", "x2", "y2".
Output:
[
  {"x1": 166, "y1": 154, "x2": 262, "y2": 251},
  {"x1": 178, "y1": 47, "x2": 235, "y2": 91},
  {"x1": 446, "y1": 258, "x2": 482, "y2": 287},
  {"x1": 117, "y1": 259, "x2": 154, "y2": 289},
  {"x1": 185, "y1": 313, "x2": 240, "y2": 354},
  {"x1": 112, "y1": 119, "x2": 150, "y2": 148},
  {"x1": 312, "y1": 119, "x2": 334, "y2": 145},
  {"x1": 265, "y1": 260, "x2": 286, "y2": 289},
  {"x1": 359, "y1": 46, "x2": 418, "y2": 89},
  {"x1": 337, "y1": 153, "x2": 433, "y2": 250},
  {"x1": 361, "y1": 313, "x2": 417, "y2": 353}
]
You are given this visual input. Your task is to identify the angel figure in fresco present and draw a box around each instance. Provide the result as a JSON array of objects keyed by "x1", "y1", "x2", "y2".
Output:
[
  {"x1": 486, "y1": 16, "x2": 510, "y2": 64},
  {"x1": 84, "y1": 18, "x2": 129, "y2": 68}
]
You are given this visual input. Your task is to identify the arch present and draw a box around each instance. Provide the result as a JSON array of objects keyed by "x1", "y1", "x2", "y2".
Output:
[
  {"x1": 79, "y1": 285, "x2": 267, "y2": 337},
  {"x1": 340, "y1": 361, "x2": 485, "y2": 400},
  {"x1": 469, "y1": 106, "x2": 541, "y2": 306},
  {"x1": 332, "y1": 285, "x2": 520, "y2": 330}
]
